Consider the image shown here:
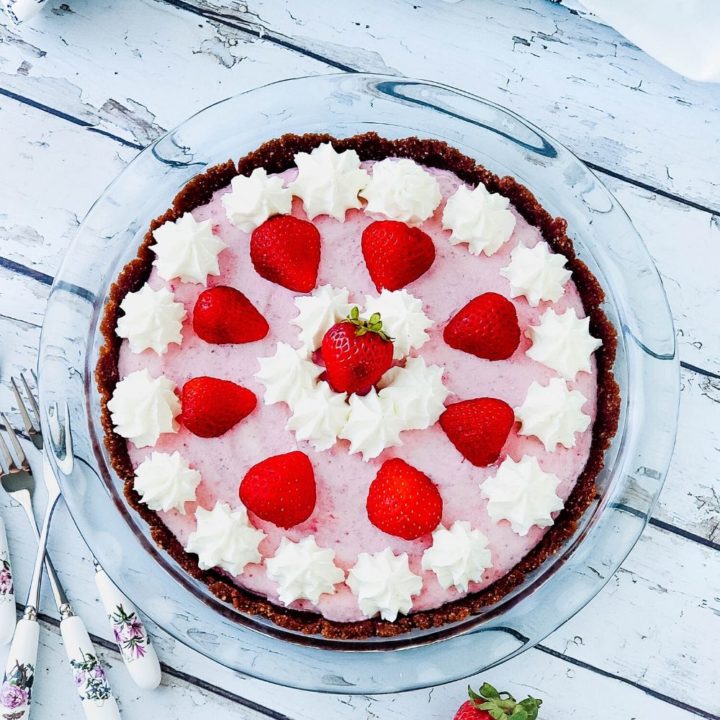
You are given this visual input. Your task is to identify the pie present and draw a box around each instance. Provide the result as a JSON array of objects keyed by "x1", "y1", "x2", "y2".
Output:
[{"x1": 96, "y1": 133, "x2": 619, "y2": 639}]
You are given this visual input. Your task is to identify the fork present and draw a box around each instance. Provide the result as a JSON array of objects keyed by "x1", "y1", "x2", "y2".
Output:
[
  {"x1": 0, "y1": 391, "x2": 120, "y2": 720},
  {"x1": 35, "y1": 380, "x2": 161, "y2": 692},
  {"x1": 0, "y1": 425, "x2": 20, "y2": 645}
]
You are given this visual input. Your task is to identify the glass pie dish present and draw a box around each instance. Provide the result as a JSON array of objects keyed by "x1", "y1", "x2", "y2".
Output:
[{"x1": 38, "y1": 74, "x2": 679, "y2": 693}]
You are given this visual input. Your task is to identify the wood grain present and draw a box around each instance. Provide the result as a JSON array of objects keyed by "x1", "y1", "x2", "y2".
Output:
[{"x1": 0, "y1": 0, "x2": 718, "y2": 717}]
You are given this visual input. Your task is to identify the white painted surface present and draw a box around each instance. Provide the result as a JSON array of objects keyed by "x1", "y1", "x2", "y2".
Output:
[{"x1": 0, "y1": 0, "x2": 718, "y2": 718}]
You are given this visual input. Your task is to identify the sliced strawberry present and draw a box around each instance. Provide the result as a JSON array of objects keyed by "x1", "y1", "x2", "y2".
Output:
[
  {"x1": 366, "y1": 458, "x2": 443, "y2": 540},
  {"x1": 250, "y1": 215, "x2": 320, "y2": 293},
  {"x1": 439, "y1": 398, "x2": 514, "y2": 467},
  {"x1": 444, "y1": 292, "x2": 520, "y2": 360},
  {"x1": 321, "y1": 307, "x2": 394, "y2": 395},
  {"x1": 181, "y1": 376, "x2": 256, "y2": 438},
  {"x1": 240, "y1": 450, "x2": 316, "y2": 528},
  {"x1": 193, "y1": 286, "x2": 269, "y2": 344},
  {"x1": 361, "y1": 220, "x2": 436, "y2": 291}
]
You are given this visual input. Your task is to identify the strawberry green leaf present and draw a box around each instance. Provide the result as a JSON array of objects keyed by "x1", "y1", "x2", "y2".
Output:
[
  {"x1": 519, "y1": 697, "x2": 542, "y2": 720},
  {"x1": 479, "y1": 682, "x2": 500, "y2": 700},
  {"x1": 468, "y1": 686, "x2": 485, "y2": 705},
  {"x1": 510, "y1": 708, "x2": 528, "y2": 720}
]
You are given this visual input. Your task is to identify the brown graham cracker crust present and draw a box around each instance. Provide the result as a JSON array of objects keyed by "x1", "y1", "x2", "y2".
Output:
[{"x1": 96, "y1": 132, "x2": 620, "y2": 640}]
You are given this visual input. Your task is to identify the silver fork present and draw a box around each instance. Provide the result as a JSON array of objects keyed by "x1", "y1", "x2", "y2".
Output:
[
  {"x1": 24, "y1": 375, "x2": 161, "y2": 691},
  {"x1": 0, "y1": 410, "x2": 72, "y2": 618},
  {"x1": 0, "y1": 379, "x2": 120, "y2": 720},
  {"x1": 10, "y1": 371, "x2": 41, "y2": 451}
]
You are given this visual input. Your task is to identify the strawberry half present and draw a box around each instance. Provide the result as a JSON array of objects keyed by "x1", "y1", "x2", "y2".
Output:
[
  {"x1": 361, "y1": 220, "x2": 436, "y2": 291},
  {"x1": 439, "y1": 398, "x2": 514, "y2": 467},
  {"x1": 454, "y1": 683, "x2": 542, "y2": 720},
  {"x1": 366, "y1": 458, "x2": 443, "y2": 540},
  {"x1": 240, "y1": 450, "x2": 316, "y2": 528},
  {"x1": 193, "y1": 285, "x2": 269, "y2": 344},
  {"x1": 321, "y1": 307, "x2": 394, "y2": 395},
  {"x1": 181, "y1": 376, "x2": 256, "y2": 438},
  {"x1": 250, "y1": 215, "x2": 321, "y2": 293},
  {"x1": 444, "y1": 292, "x2": 520, "y2": 360}
]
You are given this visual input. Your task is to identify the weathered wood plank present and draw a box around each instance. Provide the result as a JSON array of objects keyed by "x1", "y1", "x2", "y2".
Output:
[
  {"x1": 0, "y1": 0, "x2": 321, "y2": 147},
  {"x1": 0, "y1": 0, "x2": 718, "y2": 210},
  {"x1": 1, "y1": 98, "x2": 719, "y2": 544},
  {"x1": 0, "y1": 618, "x2": 278, "y2": 720},
  {"x1": 1, "y1": 94, "x2": 719, "y2": 371},
  {"x1": 0, "y1": 316, "x2": 717, "y2": 715},
  {"x1": 3, "y1": 493, "x2": 717, "y2": 718},
  {"x1": 600, "y1": 176, "x2": 720, "y2": 375},
  {"x1": 0, "y1": 615, "x2": 708, "y2": 720},
  {"x1": 1, "y1": 3, "x2": 718, "y2": 714}
]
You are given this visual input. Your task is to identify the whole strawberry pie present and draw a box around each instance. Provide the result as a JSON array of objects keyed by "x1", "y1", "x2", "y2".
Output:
[{"x1": 97, "y1": 132, "x2": 619, "y2": 639}]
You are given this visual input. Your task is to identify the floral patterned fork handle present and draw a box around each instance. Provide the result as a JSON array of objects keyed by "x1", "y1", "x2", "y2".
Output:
[
  {"x1": 0, "y1": 455, "x2": 121, "y2": 720},
  {"x1": 94, "y1": 565, "x2": 161, "y2": 691},
  {"x1": 59, "y1": 615, "x2": 121, "y2": 720},
  {"x1": 42, "y1": 397, "x2": 160, "y2": 692},
  {"x1": 0, "y1": 516, "x2": 16, "y2": 646}
]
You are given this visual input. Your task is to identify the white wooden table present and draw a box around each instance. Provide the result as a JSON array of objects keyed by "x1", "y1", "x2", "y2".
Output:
[{"x1": 1, "y1": 1, "x2": 719, "y2": 717}]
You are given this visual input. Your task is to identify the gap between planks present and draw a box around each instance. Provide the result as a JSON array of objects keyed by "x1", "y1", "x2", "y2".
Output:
[
  {"x1": 23, "y1": 608, "x2": 720, "y2": 720},
  {"x1": 1, "y1": 307, "x2": 717, "y2": 714},
  {"x1": 1, "y1": 7, "x2": 717, "y2": 719},
  {"x1": 1, "y1": 32, "x2": 718, "y2": 219},
  {"x1": 156, "y1": 0, "x2": 720, "y2": 217}
]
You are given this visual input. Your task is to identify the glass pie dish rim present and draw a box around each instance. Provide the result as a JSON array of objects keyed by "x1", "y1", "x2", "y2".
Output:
[{"x1": 38, "y1": 73, "x2": 679, "y2": 692}]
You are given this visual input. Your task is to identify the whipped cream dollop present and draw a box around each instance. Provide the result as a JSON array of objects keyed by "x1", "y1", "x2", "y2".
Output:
[
  {"x1": 222, "y1": 167, "x2": 292, "y2": 232},
  {"x1": 291, "y1": 285, "x2": 352, "y2": 351},
  {"x1": 500, "y1": 241, "x2": 571, "y2": 306},
  {"x1": 338, "y1": 388, "x2": 403, "y2": 461},
  {"x1": 108, "y1": 369, "x2": 180, "y2": 448},
  {"x1": 151, "y1": 212, "x2": 226, "y2": 285},
  {"x1": 379, "y1": 357, "x2": 449, "y2": 431},
  {"x1": 133, "y1": 451, "x2": 201, "y2": 513},
  {"x1": 265, "y1": 535, "x2": 345, "y2": 606},
  {"x1": 526, "y1": 308, "x2": 602, "y2": 379},
  {"x1": 347, "y1": 548, "x2": 422, "y2": 621},
  {"x1": 289, "y1": 143, "x2": 369, "y2": 221},
  {"x1": 515, "y1": 378, "x2": 591, "y2": 451},
  {"x1": 185, "y1": 502, "x2": 265, "y2": 576},
  {"x1": 116, "y1": 284, "x2": 185, "y2": 355},
  {"x1": 255, "y1": 342, "x2": 323, "y2": 409},
  {"x1": 364, "y1": 289, "x2": 433, "y2": 359},
  {"x1": 360, "y1": 158, "x2": 442, "y2": 224},
  {"x1": 421, "y1": 521, "x2": 492, "y2": 592},
  {"x1": 286, "y1": 381, "x2": 350, "y2": 451},
  {"x1": 481, "y1": 455, "x2": 564, "y2": 536},
  {"x1": 442, "y1": 184, "x2": 516, "y2": 256}
]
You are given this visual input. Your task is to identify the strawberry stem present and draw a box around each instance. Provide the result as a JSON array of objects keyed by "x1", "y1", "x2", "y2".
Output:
[
  {"x1": 346, "y1": 306, "x2": 393, "y2": 342},
  {"x1": 468, "y1": 683, "x2": 542, "y2": 720}
]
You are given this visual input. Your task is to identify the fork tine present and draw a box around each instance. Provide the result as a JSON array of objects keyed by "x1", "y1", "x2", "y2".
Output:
[
  {"x1": 0, "y1": 432, "x2": 13, "y2": 473},
  {"x1": 0, "y1": 413, "x2": 28, "y2": 471},
  {"x1": 11, "y1": 377, "x2": 35, "y2": 435},
  {"x1": 20, "y1": 373, "x2": 40, "y2": 423}
]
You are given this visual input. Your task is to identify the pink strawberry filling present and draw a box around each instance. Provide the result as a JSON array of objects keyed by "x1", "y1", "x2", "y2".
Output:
[{"x1": 117, "y1": 164, "x2": 597, "y2": 623}]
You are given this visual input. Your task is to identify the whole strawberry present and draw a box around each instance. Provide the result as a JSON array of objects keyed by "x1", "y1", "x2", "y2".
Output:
[
  {"x1": 366, "y1": 458, "x2": 443, "y2": 540},
  {"x1": 440, "y1": 398, "x2": 514, "y2": 467},
  {"x1": 444, "y1": 292, "x2": 520, "y2": 360},
  {"x1": 240, "y1": 450, "x2": 316, "y2": 528},
  {"x1": 250, "y1": 215, "x2": 321, "y2": 293},
  {"x1": 193, "y1": 285, "x2": 269, "y2": 344},
  {"x1": 181, "y1": 377, "x2": 256, "y2": 438},
  {"x1": 362, "y1": 220, "x2": 436, "y2": 291},
  {"x1": 454, "y1": 683, "x2": 542, "y2": 720},
  {"x1": 321, "y1": 307, "x2": 394, "y2": 395}
]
